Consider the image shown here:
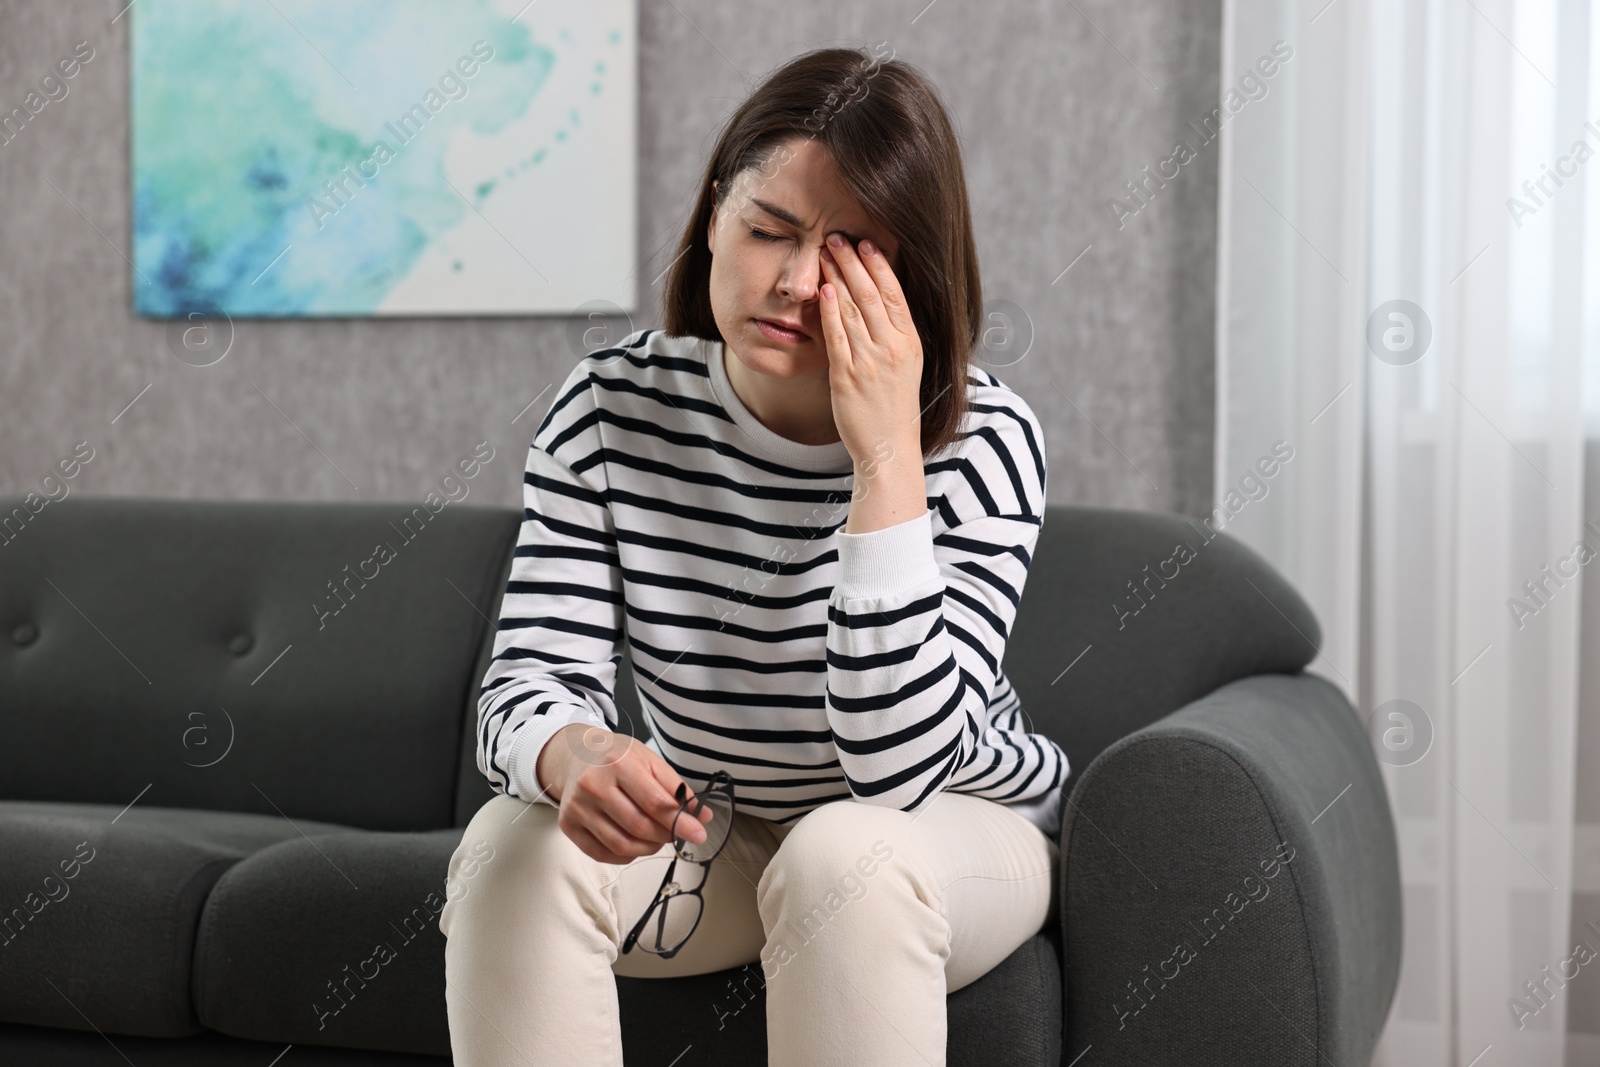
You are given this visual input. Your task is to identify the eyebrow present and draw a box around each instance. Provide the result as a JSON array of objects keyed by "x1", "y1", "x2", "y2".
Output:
[{"x1": 749, "y1": 198, "x2": 863, "y2": 245}]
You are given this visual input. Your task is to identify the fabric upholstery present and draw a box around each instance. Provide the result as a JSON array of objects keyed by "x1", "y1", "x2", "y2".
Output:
[
  {"x1": 0, "y1": 801, "x2": 350, "y2": 1037},
  {"x1": 0, "y1": 494, "x2": 515, "y2": 832},
  {"x1": 999, "y1": 505, "x2": 1321, "y2": 799},
  {"x1": 1060, "y1": 671, "x2": 1402, "y2": 1065},
  {"x1": 194, "y1": 828, "x2": 464, "y2": 1054},
  {"x1": 0, "y1": 1019, "x2": 452, "y2": 1065},
  {"x1": 451, "y1": 542, "x2": 513, "y2": 828}
]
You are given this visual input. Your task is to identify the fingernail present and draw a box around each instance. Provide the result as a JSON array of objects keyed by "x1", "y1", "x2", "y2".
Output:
[
  {"x1": 860, "y1": 238, "x2": 876, "y2": 256},
  {"x1": 827, "y1": 232, "x2": 846, "y2": 247}
]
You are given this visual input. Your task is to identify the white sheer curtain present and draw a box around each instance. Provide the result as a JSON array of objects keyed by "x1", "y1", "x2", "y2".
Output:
[{"x1": 1216, "y1": 0, "x2": 1598, "y2": 1063}]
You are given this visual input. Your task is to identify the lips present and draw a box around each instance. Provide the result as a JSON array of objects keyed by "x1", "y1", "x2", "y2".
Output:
[{"x1": 755, "y1": 317, "x2": 810, "y2": 341}]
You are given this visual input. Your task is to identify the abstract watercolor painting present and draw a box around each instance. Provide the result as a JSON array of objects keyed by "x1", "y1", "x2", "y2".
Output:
[{"x1": 130, "y1": 0, "x2": 636, "y2": 317}]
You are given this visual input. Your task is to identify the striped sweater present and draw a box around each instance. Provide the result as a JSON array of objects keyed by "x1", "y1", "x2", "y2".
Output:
[{"x1": 476, "y1": 328, "x2": 1068, "y2": 840}]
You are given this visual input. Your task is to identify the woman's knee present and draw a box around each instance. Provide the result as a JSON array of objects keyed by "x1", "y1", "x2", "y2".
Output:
[
  {"x1": 440, "y1": 794, "x2": 590, "y2": 935},
  {"x1": 755, "y1": 799, "x2": 931, "y2": 926}
]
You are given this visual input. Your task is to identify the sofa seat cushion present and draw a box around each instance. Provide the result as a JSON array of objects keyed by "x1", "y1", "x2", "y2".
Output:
[
  {"x1": 192, "y1": 824, "x2": 1063, "y2": 1063},
  {"x1": 0, "y1": 800, "x2": 352, "y2": 1037},
  {"x1": 193, "y1": 826, "x2": 465, "y2": 1055}
]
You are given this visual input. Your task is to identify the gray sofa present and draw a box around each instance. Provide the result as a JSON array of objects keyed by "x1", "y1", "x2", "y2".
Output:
[{"x1": 0, "y1": 493, "x2": 1401, "y2": 1065}]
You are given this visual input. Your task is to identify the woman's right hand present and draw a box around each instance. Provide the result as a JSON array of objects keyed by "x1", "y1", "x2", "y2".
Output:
[{"x1": 535, "y1": 722, "x2": 714, "y2": 865}]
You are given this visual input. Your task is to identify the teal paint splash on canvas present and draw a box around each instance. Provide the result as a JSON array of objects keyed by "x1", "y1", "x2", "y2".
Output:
[{"x1": 131, "y1": 0, "x2": 635, "y2": 317}]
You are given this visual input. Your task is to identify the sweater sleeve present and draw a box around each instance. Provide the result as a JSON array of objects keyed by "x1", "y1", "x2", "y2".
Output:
[
  {"x1": 476, "y1": 370, "x2": 625, "y2": 808},
  {"x1": 825, "y1": 394, "x2": 1047, "y2": 814}
]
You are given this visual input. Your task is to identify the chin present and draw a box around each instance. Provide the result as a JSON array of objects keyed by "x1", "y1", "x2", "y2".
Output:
[{"x1": 736, "y1": 325, "x2": 824, "y2": 376}]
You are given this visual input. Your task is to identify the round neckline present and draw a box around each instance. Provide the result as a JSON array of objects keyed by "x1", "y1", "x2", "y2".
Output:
[{"x1": 704, "y1": 337, "x2": 854, "y2": 472}]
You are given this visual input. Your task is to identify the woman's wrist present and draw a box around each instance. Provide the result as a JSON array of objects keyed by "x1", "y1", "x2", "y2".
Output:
[
  {"x1": 845, "y1": 438, "x2": 927, "y2": 534},
  {"x1": 536, "y1": 723, "x2": 592, "y2": 802}
]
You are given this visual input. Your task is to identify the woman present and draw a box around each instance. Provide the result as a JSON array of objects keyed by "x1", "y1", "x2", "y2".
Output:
[{"x1": 440, "y1": 45, "x2": 1070, "y2": 1067}]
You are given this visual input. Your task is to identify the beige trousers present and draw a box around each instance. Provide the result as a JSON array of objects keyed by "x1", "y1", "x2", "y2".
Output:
[{"x1": 438, "y1": 789, "x2": 1059, "y2": 1067}]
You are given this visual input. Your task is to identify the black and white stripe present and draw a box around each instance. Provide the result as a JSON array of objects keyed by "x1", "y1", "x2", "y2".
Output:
[{"x1": 475, "y1": 328, "x2": 1067, "y2": 839}]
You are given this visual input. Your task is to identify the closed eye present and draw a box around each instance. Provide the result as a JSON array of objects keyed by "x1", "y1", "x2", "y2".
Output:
[{"x1": 747, "y1": 227, "x2": 785, "y2": 242}]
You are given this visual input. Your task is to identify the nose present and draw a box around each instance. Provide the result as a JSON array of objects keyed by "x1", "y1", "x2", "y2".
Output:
[{"x1": 777, "y1": 243, "x2": 824, "y2": 303}]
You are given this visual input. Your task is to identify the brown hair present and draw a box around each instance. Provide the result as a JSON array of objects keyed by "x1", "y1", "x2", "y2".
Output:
[{"x1": 661, "y1": 45, "x2": 980, "y2": 461}]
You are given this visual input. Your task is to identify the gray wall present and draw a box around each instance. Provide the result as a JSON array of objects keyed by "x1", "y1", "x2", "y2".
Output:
[{"x1": 0, "y1": 0, "x2": 1220, "y2": 519}]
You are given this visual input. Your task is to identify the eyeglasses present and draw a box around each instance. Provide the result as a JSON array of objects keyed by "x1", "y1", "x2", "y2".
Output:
[{"x1": 621, "y1": 770, "x2": 736, "y2": 958}]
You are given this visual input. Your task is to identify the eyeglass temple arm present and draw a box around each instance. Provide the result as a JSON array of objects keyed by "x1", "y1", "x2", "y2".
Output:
[{"x1": 621, "y1": 854, "x2": 680, "y2": 952}]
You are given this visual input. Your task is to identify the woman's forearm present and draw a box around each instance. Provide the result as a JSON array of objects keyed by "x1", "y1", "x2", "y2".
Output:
[{"x1": 844, "y1": 435, "x2": 926, "y2": 534}]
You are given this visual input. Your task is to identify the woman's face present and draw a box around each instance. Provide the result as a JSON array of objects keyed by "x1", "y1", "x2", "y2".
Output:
[{"x1": 705, "y1": 136, "x2": 900, "y2": 380}]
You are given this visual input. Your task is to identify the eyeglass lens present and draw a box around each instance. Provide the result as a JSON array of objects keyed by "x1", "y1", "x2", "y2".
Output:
[
  {"x1": 674, "y1": 786, "x2": 733, "y2": 863},
  {"x1": 642, "y1": 881, "x2": 706, "y2": 954}
]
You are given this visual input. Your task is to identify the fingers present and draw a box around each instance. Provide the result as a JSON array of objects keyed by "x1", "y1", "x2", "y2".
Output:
[
  {"x1": 671, "y1": 798, "x2": 716, "y2": 845},
  {"x1": 854, "y1": 238, "x2": 914, "y2": 333},
  {"x1": 820, "y1": 242, "x2": 878, "y2": 354},
  {"x1": 563, "y1": 756, "x2": 678, "y2": 857},
  {"x1": 568, "y1": 822, "x2": 632, "y2": 866},
  {"x1": 819, "y1": 273, "x2": 852, "y2": 371},
  {"x1": 648, "y1": 758, "x2": 714, "y2": 844},
  {"x1": 565, "y1": 796, "x2": 667, "y2": 862},
  {"x1": 822, "y1": 236, "x2": 895, "y2": 342},
  {"x1": 617, "y1": 769, "x2": 696, "y2": 844},
  {"x1": 558, "y1": 744, "x2": 720, "y2": 866}
]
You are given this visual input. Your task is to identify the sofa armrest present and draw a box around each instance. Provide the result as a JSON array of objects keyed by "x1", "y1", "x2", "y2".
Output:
[{"x1": 1057, "y1": 671, "x2": 1401, "y2": 1066}]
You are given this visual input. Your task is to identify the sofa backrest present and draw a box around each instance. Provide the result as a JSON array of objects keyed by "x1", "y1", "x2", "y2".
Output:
[
  {"x1": 0, "y1": 494, "x2": 1317, "y2": 831},
  {"x1": 453, "y1": 503, "x2": 1323, "y2": 823},
  {"x1": 999, "y1": 505, "x2": 1320, "y2": 797},
  {"x1": 0, "y1": 494, "x2": 517, "y2": 832}
]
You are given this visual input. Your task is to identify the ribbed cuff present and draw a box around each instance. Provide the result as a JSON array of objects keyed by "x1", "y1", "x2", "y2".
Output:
[
  {"x1": 833, "y1": 507, "x2": 942, "y2": 600},
  {"x1": 505, "y1": 703, "x2": 607, "y2": 806}
]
